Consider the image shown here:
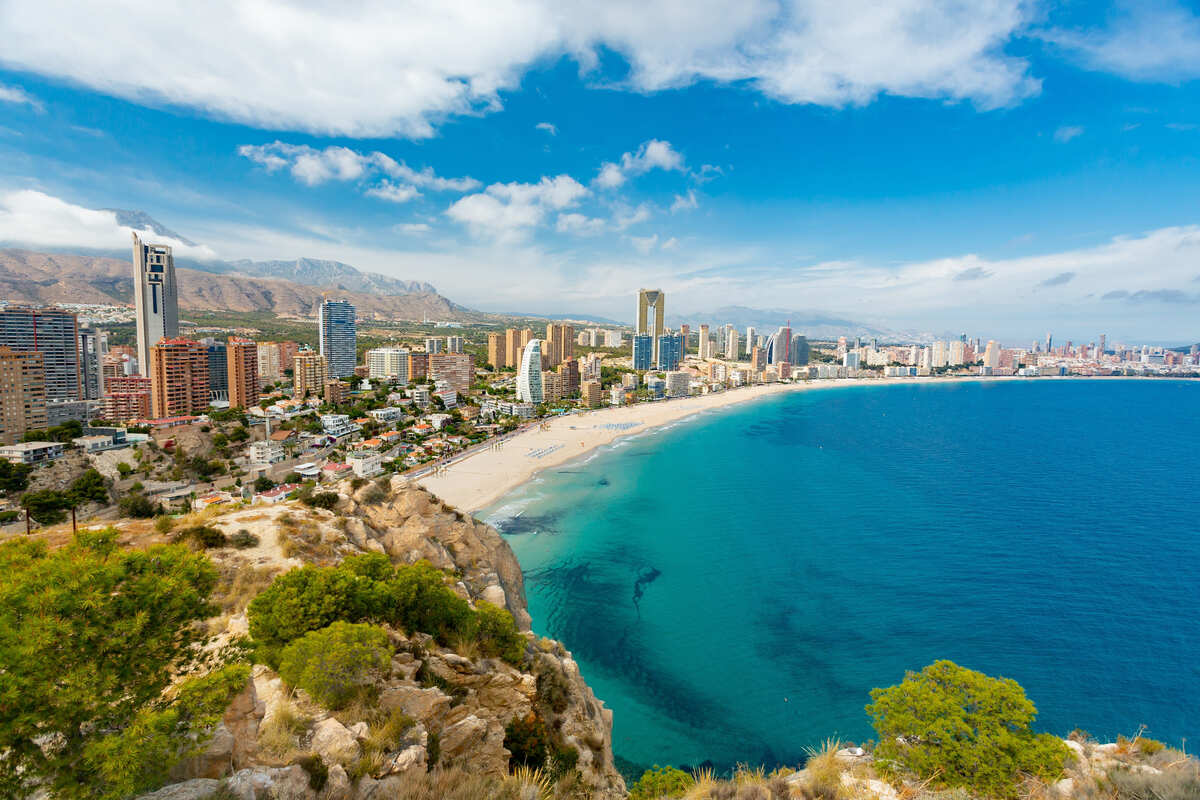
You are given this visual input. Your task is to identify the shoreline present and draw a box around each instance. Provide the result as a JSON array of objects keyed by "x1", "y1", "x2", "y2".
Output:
[
  {"x1": 418, "y1": 374, "x2": 1135, "y2": 513},
  {"x1": 418, "y1": 374, "x2": 1195, "y2": 513}
]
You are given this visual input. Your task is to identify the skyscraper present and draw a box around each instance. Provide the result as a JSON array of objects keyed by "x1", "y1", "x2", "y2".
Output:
[
  {"x1": 725, "y1": 329, "x2": 740, "y2": 361},
  {"x1": 632, "y1": 334, "x2": 653, "y2": 371},
  {"x1": 429, "y1": 353, "x2": 474, "y2": 395},
  {"x1": 424, "y1": 337, "x2": 444, "y2": 354},
  {"x1": 226, "y1": 337, "x2": 259, "y2": 410},
  {"x1": 446, "y1": 335, "x2": 463, "y2": 354},
  {"x1": 545, "y1": 323, "x2": 575, "y2": 367},
  {"x1": 790, "y1": 335, "x2": 810, "y2": 366},
  {"x1": 205, "y1": 339, "x2": 228, "y2": 399},
  {"x1": 745, "y1": 327, "x2": 756, "y2": 356},
  {"x1": 698, "y1": 324, "x2": 710, "y2": 359},
  {"x1": 636, "y1": 289, "x2": 665, "y2": 366},
  {"x1": 78, "y1": 326, "x2": 104, "y2": 400},
  {"x1": 0, "y1": 347, "x2": 47, "y2": 444},
  {"x1": 657, "y1": 333, "x2": 683, "y2": 371},
  {"x1": 516, "y1": 340, "x2": 544, "y2": 404},
  {"x1": 0, "y1": 306, "x2": 81, "y2": 402},
  {"x1": 504, "y1": 328, "x2": 522, "y2": 368},
  {"x1": 149, "y1": 338, "x2": 209, "y2": 418},
  {"x1": 318, "y1": 299, "x2": 356, "y2": 378},
  {"x1": 132, "y1": 233, "x2": 179, "y2": 376},
  {"x1": 366, "y1": 348, "x2": 410, "y2": 382}
]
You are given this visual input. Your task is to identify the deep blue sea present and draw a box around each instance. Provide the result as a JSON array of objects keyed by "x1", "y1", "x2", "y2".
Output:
[{"x1": 481, "y1": 379, "x2": 1200, "y2": 774}]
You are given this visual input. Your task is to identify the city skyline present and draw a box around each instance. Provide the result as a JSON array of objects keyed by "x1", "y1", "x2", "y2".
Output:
[{"x1": 1, "y1": 3, "x2": 1199, "y2": 340}]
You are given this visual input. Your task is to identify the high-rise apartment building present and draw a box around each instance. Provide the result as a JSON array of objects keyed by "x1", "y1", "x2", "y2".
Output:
[
  {"x1": 149, "y1": 338, "x2": 209, "y2": 418},
  {"x1": 293, "y1": 351, "x2": 329, "y2": 399},
  {"x1": 318, "y1": 299, "x2": 356, "y2": 378},
  {"x1": 366, "y1": 348, "x2": 410, "y2": 382},
  {"x1": 446, "y1": 335, "x2": 463, "y2": 354},
  {"x1": 256, "y1": 342, "x2": 282, "y2": 384},
  {"x1": 516, "y1": 340, "x2": 544, "y2": 404},
  {"x1": 657, "y1": 333, "x2": 683, "y2": 371},
  {"x1": 751, "y1": 346, "x2": 767, "y2": 373},
  {"x1": 636, "y1": 289, "x2": 665, "y2": 366},
  {"x1": 581, "y1": 380, "x2": 602, "y2": 408},
  {"x1": 557, "y1": 357, "x2": 580, "y2": 396},
  {"x1": 407, "y1": 352, "x2": 428, "y2": 380},
  {"x1": 503, "y1": 328, "x2": 522, "y2": 368},
  {"x1": 698, "y1": 324, "x2": 710, "y2": 359},
  {"x1": 632, "y1": 334, "x2": 654, "y2": 371},
  {"x1": 487, "y1": 333, "x2": 504, "y2": 370},
  {"x1": 101, "y1": 375, "x2": 151, "y2": 422},
  {"x1": 132, "y1": 233, "x2": 179, "y2": 376},
  {"x1": 429, "y1": 353, "x2": 473, "y2": 395},
  {"x1": 725, "y1": 329, "x2": 740, "y2": 361},
  {"x1": 544, "y1": 323, "x2": 575, "y2": 367},
  {"x1": 745, "y1": 327, "x2": 756, "y2": 356},
  {"x1": 790, "y1": 335, "x2": 810, "y2": 366},
  {"x1": 78, "y1": 327, "x2": 104, "y2": 400},
  {"x1": 0, "y1": 348, "x2": 47, "y2": 444},
  {"x1": 0, "y1": 306, "x2": 82, "y2": 402},
  {"x1": 424, "y1": 337, "x2": 444, "y2": 355},
  {"x1": 203, "y1": 340, "x2": 228, "y2": 399},
  {"x1": 541, "y1": 371, "x2": 564, "y2": 402},
  {"x1": 227, "y1": 338, "x2": 259, "y2": 410}
]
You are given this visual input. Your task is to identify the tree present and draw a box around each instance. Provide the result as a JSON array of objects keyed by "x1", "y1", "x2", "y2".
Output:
[
  {"x1": 254, "y1": 475, "x2": 276, "y2": 492},
  {"x1": 68, "y1": 468, "x2": 110, "y2": 506},
  {"x1": 278, "y1": 622, "x2": 392, "y2": 709},
  {"x1": 865, "y1": 660, "x2": 1069, "y2": 798},
  {"x1": 0, "y1": 460, "x2": 33, "y2": 495},
  {"x1": 0, "y1": 529, "x2": 245, "y2": 799},
  {"x1": 20, "y1": 489, "x2": 71, "y2": 524},
  {"x1": 119, "y1": 492, "x2": 160, "y2": 518},
  {"x1": 629, "y1": 766, "x2": 694, "y2": 800},
  {"x1": 472, "y1": 600, "x2": 526, "y2": 664}
]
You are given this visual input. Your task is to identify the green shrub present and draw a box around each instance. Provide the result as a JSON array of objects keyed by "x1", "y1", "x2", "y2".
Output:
[
  {"x1": 866, "y1": 660, "x2": 1069, "y2": 798},
  {"x1": 535, "y1": 660, "x2": 570, "y2": 716},
  {"x1": 504, "y1": 713, "x2": 550, "y2": 769},
  {"x1": 177, "y1": 525, "x2": 227, "y2": 549},
  {"x1": 278, "y1": 622, "x2": 392, "y2": 709},
  {"x1": 68, "y1": 469, "x2": 110, "y2": 506},
  {"x1": 0, "y1": 510, "x2": 19, "y2": 524},
  {"x1": 230, "y1": 530, "x2": 259, "y2": 549},
  {"x1": 472, "y1": 600, "x2": 525, "y2": 664},
  {"x1": 119, "y1": 492, "x2": 159, "y2": 518},
  {"x1": 549, "y1": 744, "x2": 579, "y2": 778},
  {"x1": 248, "y1": 556, "x2": 525, "y2": 668},
  {"x1": 20, "y1": 490, "x2": 71, "y2": 524},
  {"x1": 362, "y1": 485, "x2": 388, "y2": 504},
  {"x1": 629, "y1": 765, "x2": 694, "y2": 800},
  {"x1": 253, "y1": 476, "x2": 276, "y2": 492},
  {"x1": 302, "y1": 491, "x2": 339, "y2": 510}
]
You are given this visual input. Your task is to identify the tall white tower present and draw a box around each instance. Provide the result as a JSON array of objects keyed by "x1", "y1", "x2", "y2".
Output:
[
  {"x1": 132, "y1": 232, "x2": 179, "y2": 376},
  {"x1": 516, "y1": 339, "x2": 544, "y2": 404}
]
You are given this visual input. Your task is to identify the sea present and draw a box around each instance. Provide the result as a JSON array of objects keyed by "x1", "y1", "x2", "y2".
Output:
[{"x1": 480, "y1": 379, "x2": 1200, "y2": 775}]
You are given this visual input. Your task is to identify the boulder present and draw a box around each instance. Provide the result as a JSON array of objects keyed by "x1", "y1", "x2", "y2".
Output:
[
  {"x1": 223, "y1": 765, "x2": 316, "y2": 800},
  {"x1": 382, "y1": 744, "x2": 427, "y2": 775},
  {"x1": 378, "y1": 685, "x2": 452, "y2": 721},
  {"x1": 322, "y1": 764, "x2": 352, "y2": 800},
  {"x1": 310, "y1": 717, "x2": 360, "y2": 765}
]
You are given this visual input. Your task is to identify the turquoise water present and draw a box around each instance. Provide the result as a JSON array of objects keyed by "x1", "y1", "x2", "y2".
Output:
[{"x1": 481, "y1": 379, "x2": 1200, "y2": 773}]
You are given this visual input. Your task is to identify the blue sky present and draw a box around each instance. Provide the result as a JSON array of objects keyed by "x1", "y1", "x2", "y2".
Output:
[{"x1": 1, "y1": 0, "x2": 1199, "y2": 343}]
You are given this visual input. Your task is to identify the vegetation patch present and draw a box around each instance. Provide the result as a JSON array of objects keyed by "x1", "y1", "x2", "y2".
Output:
[{"x1": 278, "y1": 621, "x2": 392, "y2": 709}]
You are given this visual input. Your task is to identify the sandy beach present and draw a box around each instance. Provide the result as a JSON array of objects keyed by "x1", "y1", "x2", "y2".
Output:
[{"x1": 418, "y1": 376, "x2": 951, "y2": 512}]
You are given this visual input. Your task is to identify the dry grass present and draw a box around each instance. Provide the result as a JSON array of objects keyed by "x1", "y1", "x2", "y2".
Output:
[
  {"x1": 800, "y1": 739, "x2": 845, "y2": 800},
  {"x1": 210, "y1": 561, "x2": 280, "y2": 615},
  {"x1": 258, "y1": 697, "x2": 311, "y2": 763}
]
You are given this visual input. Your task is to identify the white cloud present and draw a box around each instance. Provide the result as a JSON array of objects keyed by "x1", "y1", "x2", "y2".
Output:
[
  {"x1": 0, "y1": 82, "x2": 43, "y2": 111},
  {"x1": 446, "y1": 175, "x2": 588, "y2": 241},
  {"x1": 614, "y1": 203, "x2": 652, "y2": 230},
  {"x1": 395, "y1": 222, "x2": 432, "y2": 234},
  {"x1": 0, "y1": 0, "x2": 1041, "y2": 137},
  {"x1": 365, "y1": 181, "x2": 421, "y2": 203},
  {"x1": 1044, "y1": 2, "x2": 1200, "y2": 82},
  {"x1": 630, "y1": 234, "x2": 659, "y2": 254},
  {"x1": 556, "y1": 213, "x2": 606, "y2": 235},
  {"x1": 661, "y1": 236, "x2": 680, "y2": 250},
  {"x1": 238, "y1": 142, "x2": 479, "y2": 195},
  {"x1": 671, "y1": 190, "x2": 699, "y2": 213},
  {"x1": 595, "y1": 139, "x2": 686, "y2": 188},
  {"x1": 535, "y1": 122, "x2": 558, "y2": 135},
  {"x1": 1054, "y1": 125, "x2": 1084, "y2": 143},
  {"x1": 0, "y1": 189, "x2": 217, "y2": 259}
]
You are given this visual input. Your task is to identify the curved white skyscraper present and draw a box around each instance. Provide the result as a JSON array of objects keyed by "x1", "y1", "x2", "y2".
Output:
[{"x1": 516, "y1": 339, "x2": 543, "y2": 404}]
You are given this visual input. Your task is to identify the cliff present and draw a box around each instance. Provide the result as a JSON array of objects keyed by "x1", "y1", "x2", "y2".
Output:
[{"x1": 133, "y1": 477, "x2": 625, "y2": 800}]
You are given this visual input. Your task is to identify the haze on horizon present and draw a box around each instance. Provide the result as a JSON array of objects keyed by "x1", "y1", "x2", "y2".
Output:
[{"x1": 1, "y1": 0, "x2": 1199, "y2": 343}]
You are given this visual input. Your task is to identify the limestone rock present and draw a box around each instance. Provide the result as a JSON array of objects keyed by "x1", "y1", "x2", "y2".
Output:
[
  {"x1": 311, "y1": 717, "x2": 360, "y2": 765},
  {"x1": 322, "y1": 763, "x2": 352, "y2": 800},
  {"x1": 383, "y1": 744, "x2": 428, "y2": 775},
  {"x1": 135, "y1": 779, "x2": 221, "y2": 800},
  {"x1": 223, "y1": 765, "x2": 316, "y2": 800},
  {"x1": 348, "y1": 721, "x2": 369, "y2": 740}
]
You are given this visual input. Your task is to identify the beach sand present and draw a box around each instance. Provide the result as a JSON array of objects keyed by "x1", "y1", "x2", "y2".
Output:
[{"x1": 418, "y1": 377, "x2": 924, "y2": 512}]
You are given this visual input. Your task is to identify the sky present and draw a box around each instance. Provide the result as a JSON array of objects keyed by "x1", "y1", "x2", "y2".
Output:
[{"x1": 0, "y1": 0, "x2": 1199, "y2": 344}]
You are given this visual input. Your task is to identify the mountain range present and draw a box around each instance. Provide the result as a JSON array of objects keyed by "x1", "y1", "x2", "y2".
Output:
[{"x1": 0, "y1": 211, "x2": 462, "y2": 320}]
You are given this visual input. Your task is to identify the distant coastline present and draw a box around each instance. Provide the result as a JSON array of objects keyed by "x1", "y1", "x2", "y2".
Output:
[{"x1": 417, "y1": 374, "x2": 1192, "y2": 513}]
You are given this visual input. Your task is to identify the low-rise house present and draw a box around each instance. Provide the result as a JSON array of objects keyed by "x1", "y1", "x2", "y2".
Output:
[
  {"x1": 367, "y1": 407, "x2": 407, "y2": 423},
  {"x1": 0, "y1": 441, "x2": 64, "y2": 465},
  {"x1": 256, "y1": 483, "x2": 300, "y2": 504},
  {"x1": 347, "y1": 451, "x2": 383, "y2": 478},
  {"x1": 192, "y1": 491, "x2": 234, "y2": 511},
  {"x1": 247, "y1": 439, "x2": 285, "y2": 464},
  {"x1": 320, "y1": 414, "x2": 362, "y2": 439},
  {"x1": 321, "y1": 462, "x2": 353, "y2": 479}
]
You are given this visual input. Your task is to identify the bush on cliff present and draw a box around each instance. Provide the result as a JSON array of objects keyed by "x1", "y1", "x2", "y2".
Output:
[
  {"x1": 0, "y1": 528, "x2": 245, "y2": 799},
  {"x1": 248, "y1": 553, "x2": 526, "y2": 668},
  {"x1": 278, "y1": 621, "x2": 392, "y2": 709},
  {"x1": 504, "y1": 712, "x2": 551, "y2": 769},
  {"x1": 629, "y1": 765, "x2": 695, "y2": 800},
  {"x1": 866, "y1": 660, "x2": 1069, "y2": 798}
]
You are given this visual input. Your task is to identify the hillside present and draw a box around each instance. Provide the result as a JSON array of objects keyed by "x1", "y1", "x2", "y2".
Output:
[{"x1": 0, "y1": 249, "x2": 461, "y2": 320}]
